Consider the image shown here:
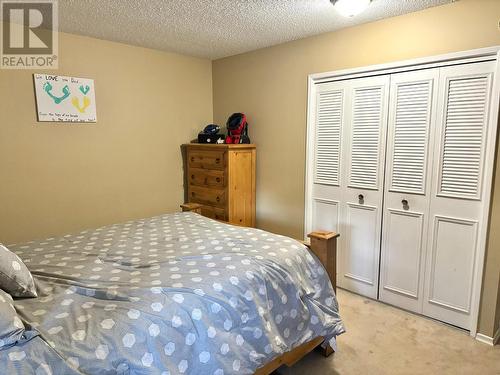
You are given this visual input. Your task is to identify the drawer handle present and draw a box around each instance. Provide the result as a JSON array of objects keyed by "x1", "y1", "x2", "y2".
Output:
[
  {"x1": 215, "y1": 158, "x2": 220, "y2": 164},
  {"x1": 216, "y1": 196, "x2": 220, "y2": 202},
  {"x1": 191, "y1": 192, "x2": 195, "y2": 197},
  {"x1": 216, "y1": 177, "x2": 221, "y2": 183},
  {"x1": 191, "y1": 175, "x2": 195, "y2": 179},
  {"x1": 190, "y1": 157, "x2": 194, "y2": 162},
  {"x1": 204, "y1": 177, "x2": 208, "y2": 184}
]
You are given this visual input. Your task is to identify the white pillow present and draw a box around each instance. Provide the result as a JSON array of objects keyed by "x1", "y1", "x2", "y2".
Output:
[{"x1": 0, "y1": 244, "x2": 37, "y2": 297}]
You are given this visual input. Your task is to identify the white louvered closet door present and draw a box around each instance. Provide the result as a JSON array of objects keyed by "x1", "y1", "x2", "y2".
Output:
[
  {"x1": 379, "y1": 69, "x2": 439, "y2": 313},
  {"x1": 338, "y1": 75, "x2": 390, "y2": 298},
  {"x1": 422, "y1": 61, "x2": 495, "y2": 330},
  {"x1": 307, "y1": 54, "x2": 499, "y2": 332},
  {"x1": 309, "y1": 81, "x2": 349, "y2": 245}
]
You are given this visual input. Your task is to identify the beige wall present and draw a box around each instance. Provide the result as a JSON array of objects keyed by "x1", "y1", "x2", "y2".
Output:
[
  {"x1": 213, "y1": 0, "x2": 500, "y2": 337},
  {"x1": 0, "y1": 30, "x2": 213, "y2": 245},
  {"x1": 485, "y1": 124, "x2": 500, "y2": 336}
]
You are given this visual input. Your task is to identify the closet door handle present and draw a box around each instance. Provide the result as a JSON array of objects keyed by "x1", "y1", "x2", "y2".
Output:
[
  {"x1": 358, "y1": 194, "x2": 364, "y2": 203},
  {"x1": 402, "y1": 199, "x2": 409, "y2": 208}
]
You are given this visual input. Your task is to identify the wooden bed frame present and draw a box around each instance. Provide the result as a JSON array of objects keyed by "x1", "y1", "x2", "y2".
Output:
[{"x1": 181, "y1": 203, "x2": 340, "y2": 374}]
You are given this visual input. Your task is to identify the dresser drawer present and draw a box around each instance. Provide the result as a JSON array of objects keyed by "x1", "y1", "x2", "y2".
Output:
[
  {"x1": 188, "y1": 150, "x2": 225, "y2": 170},
  {"x1": 200, "y1": 205, "x2": 227, "y2": 221},
  {"x1": 189, "y1": 168, "x2": 225, "y2": 187},
  {"x1": 189, "y1": 186, "x2": 226, "y2": 207}
]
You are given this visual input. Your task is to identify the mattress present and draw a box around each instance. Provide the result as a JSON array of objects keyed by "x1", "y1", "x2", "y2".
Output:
[{"x1": 2, "y1": 212, "x2": 345, "y2": 374}]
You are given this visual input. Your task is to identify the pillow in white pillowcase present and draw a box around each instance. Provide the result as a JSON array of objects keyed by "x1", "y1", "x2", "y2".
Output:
[
  {"x1": 0, "y1": 288, "x2": 25, "y2": 348},
  {"x1": 0, "y1": 244, "x2": 37, "y2": 297}
]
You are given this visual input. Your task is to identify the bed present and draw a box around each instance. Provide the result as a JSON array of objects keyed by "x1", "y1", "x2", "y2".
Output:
[{"x1": 1, "y1": 206, "x2": 345, "y2": 374}]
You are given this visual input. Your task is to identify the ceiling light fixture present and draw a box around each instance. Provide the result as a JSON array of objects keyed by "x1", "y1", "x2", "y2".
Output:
[{"x1": 330, "y1": 0, "x2": 372, "y2": 18}]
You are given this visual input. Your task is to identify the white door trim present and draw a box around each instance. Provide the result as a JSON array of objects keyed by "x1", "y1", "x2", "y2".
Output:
[
  {"x1": 309, "y1": 46, "x2": 500, "y2": 83},
  {"x1": 304, "y1": 46, "x2": 500, "y2": 338}
]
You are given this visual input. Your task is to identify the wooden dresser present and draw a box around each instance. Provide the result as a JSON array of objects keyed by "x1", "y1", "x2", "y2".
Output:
[{"x1": 183, "y1": 144, "x2": 256, "y2": 227}]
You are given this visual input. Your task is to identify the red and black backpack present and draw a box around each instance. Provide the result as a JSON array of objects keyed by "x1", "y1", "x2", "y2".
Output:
[{"x1": 225, "y1": 113, "x2": 250, "y2": 144}]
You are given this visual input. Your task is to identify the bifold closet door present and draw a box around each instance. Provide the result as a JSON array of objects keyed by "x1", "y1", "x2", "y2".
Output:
[
  {"x1": 338, "y1": 75, "x2": 390, "y2": 299},
  {"x1": 422, "y1": 61, "x2": 495, "y2": 330},
  {"x1": 309, "y1": 80, "x2": 349, "y2": 249},
  {"x1": 309, "y1": 57, "x2": 497, "y2": 331},
  {"x1": 379, "y1": 69, "x2": 439, "y2": 312},
  {"x1": 309, "y1": 76, "x2": 390, "y2": 299}
]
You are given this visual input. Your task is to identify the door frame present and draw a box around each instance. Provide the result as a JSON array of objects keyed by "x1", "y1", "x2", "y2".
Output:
[{"x1": 304, "y1": 46, "x2": 500, "y2": 338}]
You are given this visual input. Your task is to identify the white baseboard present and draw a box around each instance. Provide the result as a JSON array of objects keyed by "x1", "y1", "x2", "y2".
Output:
[
  {"x1": 476, "y1": 328, "x2": 500, "y2": 346},
  {"x1": 476, "y1": 333, "x2": 495, "y2": 346}
]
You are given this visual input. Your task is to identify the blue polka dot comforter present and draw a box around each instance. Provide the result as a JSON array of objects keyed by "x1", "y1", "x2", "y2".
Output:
[{"x1": 2, "y1": 212, "x2": 345, "y2": 374}]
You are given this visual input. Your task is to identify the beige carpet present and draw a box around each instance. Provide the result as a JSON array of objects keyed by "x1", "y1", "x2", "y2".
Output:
[{"x1": 277, "y1": 289, "x2": 500, "y2": 375}]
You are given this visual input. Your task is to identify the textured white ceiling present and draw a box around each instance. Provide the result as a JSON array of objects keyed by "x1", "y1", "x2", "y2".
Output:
[{"x1": 59, "y1": 0, "x2": 452, "y2": 60}]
